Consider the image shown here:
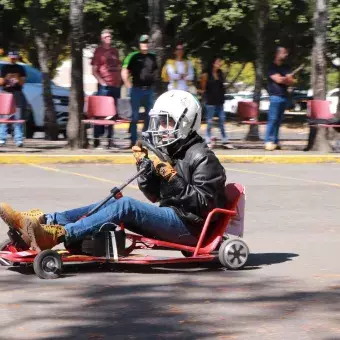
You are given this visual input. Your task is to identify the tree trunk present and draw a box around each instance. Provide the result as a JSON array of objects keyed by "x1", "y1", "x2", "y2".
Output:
[
  {"x1": 34, "y1": 35, "x2": 59, "y2": 140},
  {"x1": 29, "y1": 0, "x2": 58, "y2": 140},
  {"x1": 148, "y1": 0, "x2": 165, "y2": 96},
  {"x1": 336, "y1": 66, "x2": 340, "y2": 119},
  {"x1": 312, "y1": 0, "x2": 328, "y2": 100},
  {"x1": 67, "y1": 0, "x2": 85, "y2": 149},
  {"x1": 246, "y1": 0, "x2": 268, "y2": 141},
  {"x1": 310, "y1": 0, "x2": 331, "y2": 151}
]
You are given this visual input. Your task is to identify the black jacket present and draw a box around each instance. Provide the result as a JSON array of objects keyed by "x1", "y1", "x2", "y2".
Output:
[{"x1": 137, "y1": 133, "x2": 227, "y2": 237}]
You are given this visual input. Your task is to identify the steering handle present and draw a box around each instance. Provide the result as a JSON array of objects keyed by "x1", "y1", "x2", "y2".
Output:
[{"x1": 139, "y1": 138, "x2": 174, "y2": 165}]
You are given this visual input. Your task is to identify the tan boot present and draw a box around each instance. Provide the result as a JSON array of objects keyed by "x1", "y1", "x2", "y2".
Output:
[
  {"x1": 23, "y1": 218, "x2": 66, "y2": 252},
  {"x1": 23, "y1": 209, "x2": 46, "y2": 223},
  {"x1": 0, "y1": 203, "x2": 45, "y2": 231}
]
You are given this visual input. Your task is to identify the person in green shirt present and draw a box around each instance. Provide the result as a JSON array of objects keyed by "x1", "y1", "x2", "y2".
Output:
[{"x1": 121, "y1": 35, "x2": 158, "y2": 147}]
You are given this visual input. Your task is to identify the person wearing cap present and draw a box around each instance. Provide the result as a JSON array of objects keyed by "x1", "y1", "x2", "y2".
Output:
[
  {"x1": 0, "y1": 51, "x2": 26, "y2": 147},
  {"x1": 91, "y1": 29, "x2": 122, "y2": 149},
  {"x1": 121, "y1": 35, "x2": 158, "y2": 147}
]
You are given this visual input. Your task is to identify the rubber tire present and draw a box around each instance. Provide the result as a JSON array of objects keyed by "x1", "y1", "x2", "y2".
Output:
[
  {"x1": 0, "y1": 239, "x2": 12, "y2": 251},
  {"x1": 218, "y1": 238, "x2": 249, "y2": 270},
  {"x1": 33, "y1": 250, "x2": 63, "y2": 279},
  {"x1": 181, "y1": 250, "x2": 193, "y2": 258}
]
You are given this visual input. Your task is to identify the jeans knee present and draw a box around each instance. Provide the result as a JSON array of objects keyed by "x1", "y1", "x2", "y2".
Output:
[{"x1": 118, "y1": 196, "x2": 134, "y2": 211}]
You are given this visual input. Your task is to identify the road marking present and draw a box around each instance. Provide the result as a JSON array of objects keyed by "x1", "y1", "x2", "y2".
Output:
[
  {"x1": 26, "y1": 163, "x2": 340, "y2": 189},
  {"x1": 27, "y1": 163, "x2": 139, "y2": 190},
  {"x1": 224, "y1": 167, "x2": 340, "y2": 188}
]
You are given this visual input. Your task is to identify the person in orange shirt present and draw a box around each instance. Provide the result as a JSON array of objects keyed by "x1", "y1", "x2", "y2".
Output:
[{"x1": 91, "y1": 29, "x2": 122, "y2": 148}]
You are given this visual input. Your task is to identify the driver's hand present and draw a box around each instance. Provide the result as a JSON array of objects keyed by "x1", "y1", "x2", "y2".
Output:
[
  {"x1": 132, "y1": 142, "x2": 148, "y2": 164},
  {"x1": 153, "y1": 157, "x2": 177, "y2": 182}
]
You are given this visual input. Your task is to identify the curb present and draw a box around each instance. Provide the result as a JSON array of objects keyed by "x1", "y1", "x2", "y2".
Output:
[{"x1": 0, "y1": 154, "x2": 339, "y2": 164}]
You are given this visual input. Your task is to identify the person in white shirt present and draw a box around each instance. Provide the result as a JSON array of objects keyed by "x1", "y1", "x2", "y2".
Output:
[{"x1": 165, "y1": 43, "x2": 194, "y2": 92}]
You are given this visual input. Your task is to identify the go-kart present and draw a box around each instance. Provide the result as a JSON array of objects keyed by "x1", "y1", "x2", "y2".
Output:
[{"x1": 0, "y1": 140, "x2": 249, "y2": 279}]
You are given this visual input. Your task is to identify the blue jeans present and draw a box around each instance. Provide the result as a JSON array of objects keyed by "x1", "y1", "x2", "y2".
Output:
[
  {"x1": 94, "y1": 85, "x2": 121, "y2": 141},
  {"x1": 45, "y1": 196, "x2": 198, "y2": 246},
  {"x1": 0, "y1": 91, "x2": 25, "y2": 144},
  {"x1": 130, "y1": 87, "x2": 153, "y2": 145},
  {"x1": 205, "y1": 105, "x2": 227, "y2": 143},
  {"x1": 265, "y1": 96, "x2": 287, "y2": 144}
]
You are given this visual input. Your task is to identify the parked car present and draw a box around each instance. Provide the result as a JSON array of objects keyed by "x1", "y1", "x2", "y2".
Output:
[
  {"x1": 223, "y1": 92, "x2": 253, "y2": 114},
  {"x1": 327, "y1": 88, "x2": 339, "y2": 114},
  {"x1": 224, "y1": 91, "x2": 271, "y2": 114},
  {"x1": 0, "y1": 61, "x2": 70, "y2": 138},
  {"x1": 286, "y1": 89, "x2": 313, "y2": 112},
  {"x1": 259, "y1": 95, "x2": 270, "y2": 112}
]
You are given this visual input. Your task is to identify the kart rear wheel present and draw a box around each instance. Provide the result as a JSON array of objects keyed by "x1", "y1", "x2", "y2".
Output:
[
  {"x1": 219, "y1": 239, "x2": 249, "y2": 270},
  {"x1": 33, "y1": 250, "x2": 63, "y2": 279}
]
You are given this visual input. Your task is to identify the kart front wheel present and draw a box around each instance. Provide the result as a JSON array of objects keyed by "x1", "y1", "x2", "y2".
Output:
[
  {"x1": 33, "y1": 250, "x2": 63, "y2": 279},
  {"x1": 219, "y1": 239, "x2": 249, "y2": 270},
  {"x1": 0, "y1": 239, "x2": 13, "y2": 251}
]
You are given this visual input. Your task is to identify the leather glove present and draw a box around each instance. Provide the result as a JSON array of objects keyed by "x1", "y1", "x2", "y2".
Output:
[
  {"x1": 153, "y1": 157, "x2": 177, "y2": 182},
  {"x1": 132, "y1": 142, "x2": 148, "y2": 164}
]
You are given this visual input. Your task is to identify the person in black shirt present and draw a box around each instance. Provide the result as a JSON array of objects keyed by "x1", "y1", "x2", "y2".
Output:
[
  {"x1": 200, "y1": 56, "x2": 233, "y2": 149},
  {"x1": 265, "y1": 47, "x2": 295, "y2": 151},
  {"x1": 0, "y1": 51, "x2": 26, "y2": 147},
  {"x1": 121, "y1": 35, "x2": 158, "y2": 146}
]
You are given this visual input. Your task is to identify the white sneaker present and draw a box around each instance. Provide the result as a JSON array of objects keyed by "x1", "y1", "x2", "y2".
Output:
[
  {"x1": 264, "y1": 142, "x2": 276, "y2": 151},
  {"x1": 223, "y1": 143, "x2": 235, "y2": 150}
]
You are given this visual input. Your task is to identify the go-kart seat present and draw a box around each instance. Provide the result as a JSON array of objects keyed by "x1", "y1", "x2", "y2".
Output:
[{"x1": 193, "y1": 183, "x2": 244, "y2": 255}]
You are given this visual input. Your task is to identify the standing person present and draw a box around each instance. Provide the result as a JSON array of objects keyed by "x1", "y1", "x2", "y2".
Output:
[
  {"x1": 91, "y1": 29, "x2": 122, "y2": 148},
  {"x1": 200, "y1": 56, "x2": 233, "y2": 149},
  {"x1": 162, "y1": 42, "x2": 195, "y2": 92},
  {"x1": 0, "y1": 50, "x2": 26, "y2": 147},
  {"x1": 121, "y1": 35, "x2": 158, "y2": 147},
  {"x1": 265, "y1": 46, "x2": 295, "y2": 151}
]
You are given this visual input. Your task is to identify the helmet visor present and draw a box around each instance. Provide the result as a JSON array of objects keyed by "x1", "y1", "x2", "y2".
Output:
[{"x1": 147, "y1": 110, "x2": 179, "y2": 147}]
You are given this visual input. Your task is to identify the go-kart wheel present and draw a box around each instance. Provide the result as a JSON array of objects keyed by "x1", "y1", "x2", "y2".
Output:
[
  {"x1": 0, "y1": 239, "x2": 13, "y2": 251},
  {"x1": 181, "y1": 250, "x2": 193, "y2": 258},
  {"x1": 33, "y1": 250, "x2": 63, "y2": 279},
  {"x1": 218, "y1": 239, "x2": 249, "y2": 270}
]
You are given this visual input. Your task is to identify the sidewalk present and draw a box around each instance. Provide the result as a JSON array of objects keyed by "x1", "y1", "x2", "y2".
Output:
[{"x1": 0, "y1": 123, "x2": 339, "y2": 164}]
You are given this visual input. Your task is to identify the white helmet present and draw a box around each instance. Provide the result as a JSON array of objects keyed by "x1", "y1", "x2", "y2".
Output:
[{"x1": 146, "y1": 90, "x2": 202, "y2": 148}]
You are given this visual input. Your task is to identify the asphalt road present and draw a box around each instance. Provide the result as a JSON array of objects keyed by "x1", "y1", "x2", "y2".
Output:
[{"x1": 0, "y1": 163, "x2": 339, "y2": 340}]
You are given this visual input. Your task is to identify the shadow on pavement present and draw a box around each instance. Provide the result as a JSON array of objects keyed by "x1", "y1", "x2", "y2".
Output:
[
  {"x1": 247, "y1": 252, "x2": 299, "y2": 266},
  {"x1": 0, "y1": 269, "x2": 338, "y2": 340}
]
